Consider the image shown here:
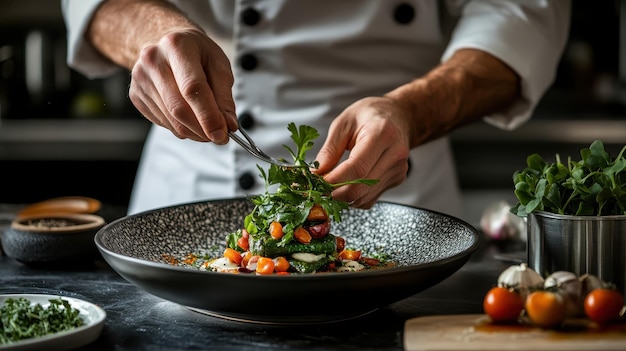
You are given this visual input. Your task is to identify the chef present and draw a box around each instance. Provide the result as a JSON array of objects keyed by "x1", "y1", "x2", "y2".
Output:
[{"x1": 61, "y1": 0, "x2": 571, "y2": 219}]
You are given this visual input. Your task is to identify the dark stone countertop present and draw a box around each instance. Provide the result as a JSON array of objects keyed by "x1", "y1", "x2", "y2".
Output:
[{"x1": 0, "y1": 204, "x2": 524, "y2": 351}]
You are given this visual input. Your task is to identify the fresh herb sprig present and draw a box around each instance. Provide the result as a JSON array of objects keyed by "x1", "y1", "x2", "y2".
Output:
[
  {"x1": 511, "y1": 140, "x2": 626, "y2": 217},
  {"x1": 0, "y1": 297, "x2": 84, "y2": 344},
  {"x1": 238, "y1": 123, "x2": 378, "y2": 247}
]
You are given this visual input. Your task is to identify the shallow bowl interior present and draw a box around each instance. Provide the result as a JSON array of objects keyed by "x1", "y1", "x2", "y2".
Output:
[{"x1": 95, "y1": 198, "x2": 480, "y2": 324}]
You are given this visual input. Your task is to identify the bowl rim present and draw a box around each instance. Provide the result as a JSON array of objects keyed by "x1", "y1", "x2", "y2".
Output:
[
  {"x1": 94, "y1": 198, "x2": 481, "y2": 279},
  {"x1": 11, "y1": 213, "x2": 106, "y2": 233}
]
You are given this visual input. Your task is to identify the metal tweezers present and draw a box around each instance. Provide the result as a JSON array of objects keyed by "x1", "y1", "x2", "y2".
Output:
[{"x1": 228, "y1": 128, "x2": 294, "y2": 168}]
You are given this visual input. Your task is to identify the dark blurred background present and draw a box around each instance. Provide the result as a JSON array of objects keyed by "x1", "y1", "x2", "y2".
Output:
[{"x1": 1, "y1": 1, "x2": 625, "y2": 225}]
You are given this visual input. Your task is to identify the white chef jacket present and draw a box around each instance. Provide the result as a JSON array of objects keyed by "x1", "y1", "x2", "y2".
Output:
[{"x1": 62, "y1": 0, "x2": 571, "y2": 220}]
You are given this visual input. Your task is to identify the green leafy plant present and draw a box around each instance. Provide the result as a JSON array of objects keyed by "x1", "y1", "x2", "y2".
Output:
[
  {"x1": 511, "y1": 140, "x2": 626, "y2": 217},
  {"x1": 230, "y1": 123, "x2": 378, "y2": 248}
]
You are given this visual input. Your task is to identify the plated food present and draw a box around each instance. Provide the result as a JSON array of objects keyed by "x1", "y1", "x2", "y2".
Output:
[
  {"x1": 94, "y1": 123, "x2": 480, "y2": 323},
  {"x1": 169, "y1": 123, "x2": 390, "y2": 275}
]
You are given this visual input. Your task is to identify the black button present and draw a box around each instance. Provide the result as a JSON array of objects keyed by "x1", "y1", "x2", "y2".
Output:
[
  {"x1": 394, "y1": 3, "x2": 415, "y2": 24},
  {"x1": 241, "y1": 8, "x2": 261, "y2": 26},
  {"x1": 238, "y1": 172, "x2": 256, "y2": 190},
  {"x1": 239, "y1": 54, "x2": 258, "y2": 71},
  {"x1": 238, "y1": 112, "x2": 255, "y2": 130}
]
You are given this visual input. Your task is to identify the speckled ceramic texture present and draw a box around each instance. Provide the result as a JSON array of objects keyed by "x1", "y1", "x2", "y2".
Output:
[{"x1": 95, "y1": 198, "x2": 480, "y2": 324}]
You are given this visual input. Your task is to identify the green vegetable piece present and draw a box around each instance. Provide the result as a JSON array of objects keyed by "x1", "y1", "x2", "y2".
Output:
[
  {"x1": 288, "y1": 256, "x2": 335, "y2": 273},
  {"x1": 249, "y1": 233, "x2": 337, "y2": 257}
]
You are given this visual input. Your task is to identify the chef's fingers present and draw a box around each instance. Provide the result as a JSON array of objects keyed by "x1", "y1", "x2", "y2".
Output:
[
  {"x1": 168, "y1": 33, "x2": 236, "y2": 144},
  {"x1": 314, "y1": 117, "x2": 356, "y2": 175},
  {"x1": 345, "y1": 148, "x2": 409, "y2": 208},
  {"x1": 331, "y1": 143, "x2": 408, "y2": 208},
  {"x1": 146, "y1": 42, "x2": 211, "y2": 141},
  {"x1": 203, "y1": 45, "x2": 238, "y2": 132},
  {"x1": 131, "y1": 43, "x2": 206, "y2": 141}
]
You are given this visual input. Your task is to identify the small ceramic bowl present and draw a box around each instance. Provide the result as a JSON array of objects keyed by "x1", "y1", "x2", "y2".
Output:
[{"x1": 2, "y1": 213, "x2": 106, "y2": 264}]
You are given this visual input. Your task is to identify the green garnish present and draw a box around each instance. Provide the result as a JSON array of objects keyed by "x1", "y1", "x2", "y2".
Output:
[
  {"x1": 511, "y1": 140, "x2": 626, "y2": 216},
  {"x1": 0, "y1": 297, "x2": 84, "y2": 344},
  {"x1": 232, "y1": 123, "x2": 378, "y2": 248}
]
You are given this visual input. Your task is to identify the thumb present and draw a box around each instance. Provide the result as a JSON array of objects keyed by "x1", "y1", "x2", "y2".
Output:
[{"x1": 314, "y1": 130, "x2": 348, "y2": 175}]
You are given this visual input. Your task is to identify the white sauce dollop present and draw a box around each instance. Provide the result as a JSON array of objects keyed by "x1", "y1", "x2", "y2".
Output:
[
  {"x1": 209, "y1": 257, "x2": 239, "y2": 272},
  {"x1": 291, "y1": 253, "x2": 326, "y2": 263}
]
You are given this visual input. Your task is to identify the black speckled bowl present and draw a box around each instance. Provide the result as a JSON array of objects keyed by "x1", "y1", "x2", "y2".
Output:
[
  {"x1": 95, "y1": 198, "x2": 479, "y2": 324},
  {"x1": 3, "y1": 213, "x2": 106, "y2": 264}
]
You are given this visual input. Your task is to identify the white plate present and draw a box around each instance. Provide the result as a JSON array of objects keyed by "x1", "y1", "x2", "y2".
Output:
[{"x1": 0, "y1": 294, "x2": 106, "y2": 351}]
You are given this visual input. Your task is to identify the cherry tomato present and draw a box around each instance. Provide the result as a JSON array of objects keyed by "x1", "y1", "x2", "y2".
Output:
[
  {"x1": 525, "y1": 290, "x2": 566, "y2": 328},
  {"x1": 269, "y1": 221, "x2": 284, "y2": 239},
  {"x1": 339, "y1": 249, "x2": 362, "y2": 261},
  {"x1": 584, "y1": 288, "x2": 624, "y2": 324},
  {"x1": 273, "y1": 256, "x2": 290, "y2": 272},
  {"x1": 223, "y1": 248, "x2": 243, "y2": 266},
  {"x1": 483, "y1": 286, "x2": 524, "y2": 323},
  {"x1": 294, "y1": 226, "x2": 312, "y2": 244},
  {"x1": 307, "y1": 204, "x2": 328, "y2": 221},
  {"x1": 256, "y1": 257, "x2": 275, "y2": 275}
]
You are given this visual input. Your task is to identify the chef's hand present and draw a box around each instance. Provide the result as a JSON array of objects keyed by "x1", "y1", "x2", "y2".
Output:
[
  {"x1": 86, "y1": 0, "x2": 238, "y2": 144},
  {"x1": 315, "y1": 49, "x2": 520, "y2": 208},
  {"x1": 129, "y1": 29, "x2": 238, "y2": 144},
  {"x1": 314, "y1": 96, "x2": 412, "y2": 209}
]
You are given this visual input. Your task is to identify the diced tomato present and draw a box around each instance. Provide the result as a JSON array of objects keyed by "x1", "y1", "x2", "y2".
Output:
[
  {"x1": 237, "y1": 237, "x2": 249, "y2": 251},
  {"x1": 241, "y1": 251, "x2": 252, "y2": 267},
  {"x1": 361, "y1": 257, "x2": 380, "y2": 267},
  {"x1": 237, "y1": 229, "x2": 250, "y2": 251},
  {"x1": 256, "y1": 257, "x2": 275, "y2": 275},
  {"x1": 339, "y1": 249, "x2": 361, "y2": 261},
  {"x1": 273, "y1": 256, "x2": 290, "y2": 272},
  {"x1": 294, "y1": 226, "x2": 312, "y2": 244},
  {"x1": 307, "y1": 204, "x2": 328, "y2": 221},
  {"x1": 269, "y1": 221, "x2": 284, "y2": 239},
  {"x1": 182, "y1": 253, "x2": 198, "y2": 265},
  {"x1": 223, "y1": 248, "x2": 243, "y2": 266},
  {"x1": 246, "y1": 255, "x2": 259, "y2": 271},
  {"x1": 335, "y1": 236, "x2": 346, "y2": 252}
]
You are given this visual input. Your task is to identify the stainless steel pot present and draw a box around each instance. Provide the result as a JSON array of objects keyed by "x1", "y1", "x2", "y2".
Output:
[{"x1": 527, "y1": 211, "x2": 626, "y2": 295}]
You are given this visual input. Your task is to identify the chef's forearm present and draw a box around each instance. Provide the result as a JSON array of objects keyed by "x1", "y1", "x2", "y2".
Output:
[
  {"x1": 385, "y1": 48, "x2": 520, "y2": 148},
  {"x1": 86, "y1": 0, "x2": 201, "y2": 70}
]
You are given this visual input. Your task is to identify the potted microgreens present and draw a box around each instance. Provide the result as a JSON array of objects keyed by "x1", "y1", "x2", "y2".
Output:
[{"x1": 510, "y1": 140, "x2": 626, "y2": 295}]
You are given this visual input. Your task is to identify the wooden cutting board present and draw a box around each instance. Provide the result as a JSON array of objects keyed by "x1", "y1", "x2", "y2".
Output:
[{"x1": 404, "y1": 314, "x2": 626, "y2": 350}]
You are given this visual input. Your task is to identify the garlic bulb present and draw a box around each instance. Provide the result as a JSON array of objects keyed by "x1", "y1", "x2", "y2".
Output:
[
  {"x1": 579, "y1": 273, "x2": 605, "y2": 312},
  {"x1": 497, "y1": 263, "x2": 544, "y2": 299},
  {"x1": 544, "y1": 271, "x2": 583, "y2": 318},
  {"x1": 579, "y1": 273, "x2": 604, "y2": 295}
]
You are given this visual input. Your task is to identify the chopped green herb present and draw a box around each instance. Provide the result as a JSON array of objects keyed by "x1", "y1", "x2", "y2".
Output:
[{"x1": 0, "y1": 297, "x2": 84, "y2": 344}]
